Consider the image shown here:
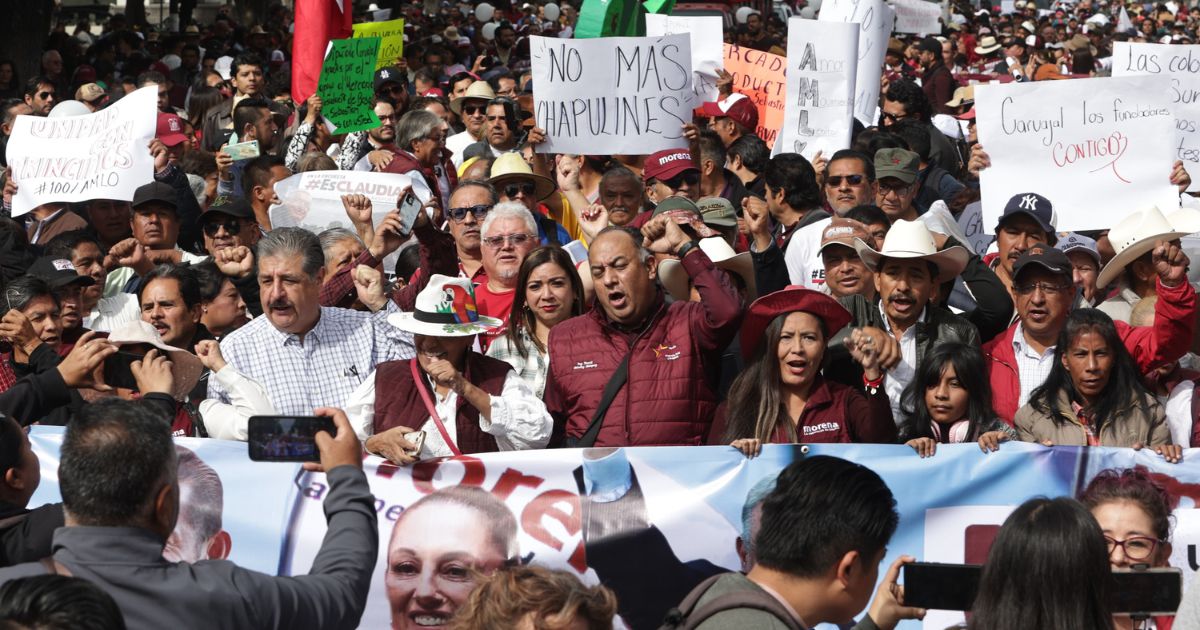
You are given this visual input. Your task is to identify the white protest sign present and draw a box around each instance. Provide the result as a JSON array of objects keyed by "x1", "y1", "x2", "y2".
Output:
[
  {"x1": 891, "y1": 0, "x2": 942, "y2": 34},
  {"x1": 1001, "y1": 0, "x2": 1015, "y2": 13},
  {"x1": 530, "y1": 34, "x2": 693, "y2": 154},
  {"x1": 775, "y1": 18, "x2": 857, "y2": 160},
  {"x1": 975, "y1": 75, "x2": 1178, "y2": 233},
  {"x1": 820, "y1": 0, "x2": 893, "y2": 125},
  {"x1": 6, "y1": 86, "x2": 157, "y2": 217},
  {"x1": 270, "y1": 170, "x2": 422, "y2": 272},
  {"x1": 1112, "y1": 42, "x2": 1200, "y2": 191},
  {"x1": 645, "y1": 14, "x2": 722, "y2": 106}
]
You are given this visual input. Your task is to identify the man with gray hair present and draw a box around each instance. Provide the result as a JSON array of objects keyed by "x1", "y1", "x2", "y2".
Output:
[
  {"x1": 475, "y1": 201, "x2": 539, "y2": 349},
  {"x1": 163, "y1": 446, "x2": 229, "y2": 564},
  {"x1": 380, "y1": 109, "x2": 456, "y2": 209},
  {"x1": 209, "y1": 227, "x2": 413, "y2": 416}
]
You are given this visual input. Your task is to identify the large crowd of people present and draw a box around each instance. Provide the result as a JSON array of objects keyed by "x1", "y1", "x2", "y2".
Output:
[{"x1": 1, "y1": 0, "x2": 1200, "y2": 627}]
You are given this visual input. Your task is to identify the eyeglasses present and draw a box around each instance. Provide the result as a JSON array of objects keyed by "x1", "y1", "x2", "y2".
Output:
[
  {"x1": 424, "y1": 132, "x2": 446, "y2": 143},
  {"x1": 1104, "y1": 535, "x2": 1162, "y2": 561},
  {"x1": 448, "y1": 204, "x2": 491, "y2": 222},
  {"x1": 482, "y1": 233, "x2": 535, "y2": 249},
  {"x1": 878, "y1": 181, "x2": 912, "y2": 196},
  {"x1": 503, "y1": 182, "x2": 537, "y2": 198},
  {"x1": 385, "y1": 85, "x2": 407, "y2": 95},
  {"x1": 1013, "y1": 282, "x2": 1073, "y2": 296},
  {"x1": 203, "y1": 220, "x2": 242, "y2": 237},
  {"x1": 462, "y1": 104, "x2": 486, "y2": 115},
  {"x1": 826, "y1": 174, "x2": 866, "y2": 187},
  {"x1": 662, "y1": 171, "x2": 700, "y2": 190}
]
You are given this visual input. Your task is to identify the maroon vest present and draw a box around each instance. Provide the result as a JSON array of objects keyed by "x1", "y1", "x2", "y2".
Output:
[{"x1": 372, "y1": 354, "x2": 511, "y2": 454}]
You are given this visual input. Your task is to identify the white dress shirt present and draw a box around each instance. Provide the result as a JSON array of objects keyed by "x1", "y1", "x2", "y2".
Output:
[
  {"x1": 1012, "y1": 322, "x2": 1056, "y2": 408},
  {"x1": 880, "y1": 302, "x2": 925, "y2": 425}
]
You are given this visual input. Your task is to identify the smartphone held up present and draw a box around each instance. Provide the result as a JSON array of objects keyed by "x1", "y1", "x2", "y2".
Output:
[{"x1": 248, "y1": 416, "x2": 336, "y2": 463}]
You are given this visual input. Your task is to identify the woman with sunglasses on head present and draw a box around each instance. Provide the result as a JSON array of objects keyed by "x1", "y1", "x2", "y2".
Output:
[
  {"x1": 900, "y1": 342, "x2": 1016, "y2": 457},
  {"x1": 1014, "y1": 309, "x2": 1182, "y2": 463},
  {"x1": 1080, "y1": 468, "x2": 1176, "y2": 630},
  {"x1": 487, "y1": 246, "x2": 585, "y2": 397}
]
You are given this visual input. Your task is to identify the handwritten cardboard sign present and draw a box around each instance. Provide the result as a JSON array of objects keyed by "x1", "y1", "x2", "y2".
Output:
[
  {"x1": 1112, "y1": 42, "x2": 1200, "y2": 191},
  {"x1": 775, "y1": 18, "x2": 858, "y2": 160},
  {"x1": 975, "y1": 76, "x2": 1178, "y2": 232},
  {"x1": 645, "y1": 14, "x2": 723, "y2": 106},
  {"x1": 892, "y1": 0, "x2": 942, "y2": 34},
  {"x1": 6, "y1": 86, "x2": 157, "y2": 217},
  {"x1": 352, "y1": 17, "x2": 405, "y2": 70},
  {"x1": 530, "y1": 34, "x2": 693, "y2": 154},
  {"x1": 820, "y1": 0, "x2": 893, "y2": 126},
  {"x1": 723, "y1": 44, "x2": 787, "y2": 149},
  {"x1": 318, "y1": 37, "x2": 382, "y2": 134}
]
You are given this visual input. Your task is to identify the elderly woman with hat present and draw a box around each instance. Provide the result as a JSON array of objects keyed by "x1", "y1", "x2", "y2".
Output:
[
  {"x1": 345, "y1": 275, "x2": 553, "y2": 464},
  {"x1": 710, "y1": 287, "x2": 897, "y2": 455}
]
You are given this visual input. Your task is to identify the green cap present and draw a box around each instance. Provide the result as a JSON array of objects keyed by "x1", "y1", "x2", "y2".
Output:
[
  {"x1": 652, "y1": 196, "x2": 702, "y2": 217},
  {"x1": 874, "y1": 148, "x2": 920, "y2": 184},
  {"x1": 697, "y1": 197, "x2": 737, "y2": 227}
]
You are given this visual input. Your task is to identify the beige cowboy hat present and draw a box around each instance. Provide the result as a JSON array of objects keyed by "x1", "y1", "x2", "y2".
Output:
[
  {"x1": 974, "y1": 35, "x2": 1002, "y2": 54},
  {"x1": 658, "y1": 237, "x2": 757, "y2": 302},
  {"x1": 853, "y1": 219, "x2": 969, "y2": 283},
  {"x1": 106, "y1": 320, "x2": 205, "y2": 401},
  {"x1": 489, "y1": 152, "x2": 558, "y2": 202},
  {"x1": 449, "y1": 80, "x2": 496, "y2": 115},
  {"x1": 387, "y1": 275, "x2": 504, "y2": 337},
  {"x1": 946, "y1": 85, "x2": 974, "y2": 108},
  {"x1": 1096, "y1": 205, "x2": 1200, "y2": 289}
]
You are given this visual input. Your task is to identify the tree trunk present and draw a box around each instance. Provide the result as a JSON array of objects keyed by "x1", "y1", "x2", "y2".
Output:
[
  {"x1": 126, "y1": 0, "x2": 149, "y2": 26},
  {"x1": 0, "y1": 0, "x2": 53, "y2": 84}
]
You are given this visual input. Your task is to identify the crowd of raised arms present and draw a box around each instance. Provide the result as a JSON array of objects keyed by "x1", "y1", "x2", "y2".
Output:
[{"x1": 1, "y1": 0, "x2": 1200, "y2": 628}]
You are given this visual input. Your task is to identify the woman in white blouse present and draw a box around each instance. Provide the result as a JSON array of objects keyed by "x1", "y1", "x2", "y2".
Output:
[{"x1": 345, "y1": 274, "x2": 553, "y2": 464}]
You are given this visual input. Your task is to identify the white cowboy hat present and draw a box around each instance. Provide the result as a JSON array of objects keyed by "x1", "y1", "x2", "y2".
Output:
[
  {"x1": 387, "y1": 275, "x2": 504, "y2": 337},
  {"x1": 1097, "y1": 205, "x2": 1200, "y2": 289},
  {"x1": 853, "y1": 219, "x2": 969, "y2": 283},
  {"x1": 106, "y1": 320, "x2": 204, "y2": 401},
  {"x1": 974, "y1": 35, "x2": 1002, "y2": 54},
  {"x1": 658, "y1": 237, "x2": 757, "y2": 302}
]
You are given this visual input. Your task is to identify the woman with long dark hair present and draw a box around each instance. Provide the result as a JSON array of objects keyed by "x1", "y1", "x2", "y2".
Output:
[
  {"x1": 900, "y1": 342, "x2": 1015, "y2": 457},
  {"x1": 969, "y1": 496, "x2": 1115, "y2": 630},
  {"x1": 712, "y1": 287, "x2": 896, "y2": 454},
  {"x1": 486, "y1": 246, "x2": 584, "y2": 397},
  {"x1": 1015, "y1": 309, "x2": 1181, "y2": 462}
]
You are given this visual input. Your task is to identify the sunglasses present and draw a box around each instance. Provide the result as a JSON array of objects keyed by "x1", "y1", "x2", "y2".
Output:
[
  {"x1": 662, "y1": 171, "x2": 700, "y2": 190},
  {"x1": 826, "y1": 174, "x2": 866, "y2": 186},
  {"x1": 448, "y1": 204, "x2": 491, "y2": 222},
  {"x1": 503, "y1": 182, "x2": 537, "y2": 198},
  {"x1": 880, "y1": 112, "x2": 907, "y2": 123},
  {"x1": 462, "y1": 104, "x2": 486, "y2": 115},
  {"x1": 38, "y1": 91, "x2": 55, "y2": 100},
  {"x1": 203, "y1": 220, "x2": 242, "y2": 237}
]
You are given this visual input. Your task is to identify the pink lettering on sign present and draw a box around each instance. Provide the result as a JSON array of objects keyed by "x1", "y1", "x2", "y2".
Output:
[{"x1": 1052, "y1": 132, "x2": 1131, "y2": 183}]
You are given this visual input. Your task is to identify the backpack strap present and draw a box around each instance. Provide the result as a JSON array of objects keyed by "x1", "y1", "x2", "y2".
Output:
[
  {"x1": 660, "y1": 574, "x2": 726, "y2": 628},
  {"x1": 659, "y1": 574, "x2": 804, "y2": 630}
]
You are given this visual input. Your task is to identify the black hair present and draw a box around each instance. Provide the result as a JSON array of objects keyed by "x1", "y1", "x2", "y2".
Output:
[
  {"x1": 138, "y1": 263, "x2": 202, "y2": 309},
  {"x1": 4, "y1": 276, "x2": 56, "y2": 313},
  {"x1": 242, "y1": 154, "x2": 286, "y2": 198},
  {"x1": 727, "y1": 134, "x2": 769, "y2": 174},
  {"x1": 845, "y1": 204, "x2": 890, "y2": 227},
  {"x1": 763, "y1": 153, "x2": 821, "y2": 211},
  {"x1": 1027, "y1": 308, "x2": 1152, "y2": 439},
  {"x1": 232, "y1": 96, "x2": 272, "y2": 139},
  {"x1": 190, "y1": 260, "x2": 227, "y2": 302},
  {"x1": 230, "y1": 54, "x2": 263, "y2": 78},
  {"x1": 487, "y1": 69, "x2": 516, "y2": 93},
  {"x1": 827, "y1": 149, "x2": 876, "y2": 182},
  {"x1": 413, "y1": 68, "x2": 438, "y2": 87},
  {"x1": 883, "y1": 79, "x2": 933, "y2": 122},
  {"x1": 59, "y1": 399, "x2": 175, "y2": 526},
  {"x1": 0, "y1": 98, "x2": 25, "y2": 127},
  {"x1": 136, "y1": 70, "x2": 166, "y2": 87},
  {"x1": 889, "y1": 119, "x2": 932, "y2": 162},
  {"x1": 394, "y1": 245, "x2": 422, "y2": 281},
  {"x1": 755, "y1": 456, "x2": 898, "y2": 578},
  {"x1": 0, "y1": 416, "x2": 22, "y2": 479},
  {"x1": 448, "y1": 71, "x2": 475, "y2": 92},
  {"x1": 505, "y1": 246, "x2": 585, "y2": 359},
  {"x1": 44, "y1": 230, "x2": 101, "y2": 261},
  {"x1": 899, "y1": 342, "x2": 995, "y2": 441},
  {"x1": 0, "y1": 575, "x2": 127, "y2": 630},
  {"x1": 852, "y1": 129, "x2": 910, "y2": 156},
  {"x1": 696, "y1": 128, "x2": 727, "y2": 169},
  {"x1": 969, "y1": 497, "x2": 1114, "y2": 630},
  {"x1": 22, "y1": 76, "x2": 54, "y2": 98},
  {"x1": 178, "y1": 150, "x2": 217, "y2": 180}
]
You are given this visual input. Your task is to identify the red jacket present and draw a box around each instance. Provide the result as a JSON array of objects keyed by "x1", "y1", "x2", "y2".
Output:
[
  {"x1": 381, "y1": 148, "x2": 457, "y2": 209},
  {"x1": 543, "y1": 250, "x2": 742, "y2": 447},
  {"x1": 707, "y1": 376, "x2": 897, "y2": 445},
  {"x1": 984, "y1": 278, "x2": 1196, "y2": 425}
]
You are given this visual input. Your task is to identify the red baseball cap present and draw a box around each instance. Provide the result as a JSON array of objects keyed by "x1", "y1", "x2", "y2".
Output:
[
  {"x1": 700, "y1": 93, "x2": 759, "y2": 131},
  {"x1": 643, "y1": 149, "x2": 698, "y2": 182},
  {"x1": 156, "y1": 112, "x2": 188, "y2": 147}
]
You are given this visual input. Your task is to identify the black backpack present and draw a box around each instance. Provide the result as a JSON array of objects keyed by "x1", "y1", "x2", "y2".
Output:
[{"x1": 658, "y1": 573, "x2": 806, "y2": 630}]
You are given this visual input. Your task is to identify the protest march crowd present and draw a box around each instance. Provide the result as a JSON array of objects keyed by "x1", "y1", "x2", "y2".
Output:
[{"x1": 10, "y1": 0, "x2": 1200, "y2": 627}]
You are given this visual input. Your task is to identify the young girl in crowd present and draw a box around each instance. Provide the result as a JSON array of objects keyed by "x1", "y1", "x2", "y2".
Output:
[{"x1": 900, "y1": 342, "x2": 1016, "y2": 457}]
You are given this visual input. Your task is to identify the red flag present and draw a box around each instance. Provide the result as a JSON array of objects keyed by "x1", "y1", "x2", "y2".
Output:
[{"x1": 292, "y1": 0, "x2": 353, "y2": 103}]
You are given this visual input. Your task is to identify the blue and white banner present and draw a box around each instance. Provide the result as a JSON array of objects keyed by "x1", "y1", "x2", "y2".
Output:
[{"x1": 26, "y1": 428, "x2": 1200, "y2": 629}]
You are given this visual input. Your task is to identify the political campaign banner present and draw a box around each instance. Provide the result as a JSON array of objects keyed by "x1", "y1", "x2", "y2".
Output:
[
  {"x1": 1112, "y1": 42, "x2": 1200, "y2": 191},
  {"x1": 891, "y1": 0, "x2": 942, "y2": 34},
  {"x1": 775, "y1": 18, "x2": 858, "y2": 161},
  {"x1": 26, "y1": 428, "x2": 1200, "y2": 630},
  {"x1": 319, "y1": 37, "x2": 383, "y2": 134},
  {"x1": 352, "y1": 17, "x2": 405, "y2": 70},
  {"x1": 722, "y1": 44, "x2": 787, "y2": 149},
  {"x1": 645, "y1": 14, "x2": 723, "y2": 106},
  {"x1": 270, "y1": 170, "x2": 422, "y2": 273},
  {"x1": 819, "y1": 0, "x2": 894, "y2": 126},
  {"x1": 531, "y1": 34, "x2": 694, "y2": 155},
  {"x1": 975, "y1": 75, "x2": 1179, "y2": 233},
  {"x1": 6, "y1": 86, "x2": 157, "y2": 218}
]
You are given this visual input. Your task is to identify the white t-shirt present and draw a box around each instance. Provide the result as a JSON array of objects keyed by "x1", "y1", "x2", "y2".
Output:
[{"x1": 783, "y1": 217, "x2": 833, "y2": 290}]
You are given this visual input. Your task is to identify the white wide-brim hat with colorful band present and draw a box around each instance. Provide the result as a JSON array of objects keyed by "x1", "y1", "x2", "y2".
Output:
[{"x1": 387, "y1": 274, "x2": 504, "y2": 337}]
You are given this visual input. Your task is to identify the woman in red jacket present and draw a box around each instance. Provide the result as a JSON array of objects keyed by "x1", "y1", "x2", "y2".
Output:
[{"x1": 713, "y1": 287, "x2": 897, "y2": 454}]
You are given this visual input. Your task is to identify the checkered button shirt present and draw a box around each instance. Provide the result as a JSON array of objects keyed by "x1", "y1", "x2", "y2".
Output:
[
  {"x1": 209, "y1": 306, "x2": 414, "y2": 416},
  {"x1": 1012, "y1": 322, "x2": 1056, "y2": 408}
]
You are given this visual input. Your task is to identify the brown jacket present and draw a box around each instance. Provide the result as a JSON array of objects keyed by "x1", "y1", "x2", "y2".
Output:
[{"x1": 1014, "y1": 390, "x2": 1170, "y2": 447}]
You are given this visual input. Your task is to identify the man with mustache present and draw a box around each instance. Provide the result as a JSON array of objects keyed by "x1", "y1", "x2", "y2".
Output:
[
  {"x1": 476, "y1": 202, "x2": 539, "y2": 350},
  {"x1": 987, "y1": 192, "x2": 1058, "y2": 296},
  {"x1": 984, "y1": 243, "x2": 1196, "y2": 424}
]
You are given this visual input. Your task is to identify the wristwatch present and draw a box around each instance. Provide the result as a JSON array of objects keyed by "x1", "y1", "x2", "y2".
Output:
[{"x1": 675, "y1": 239, "x2": 700, "y2": 259}]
